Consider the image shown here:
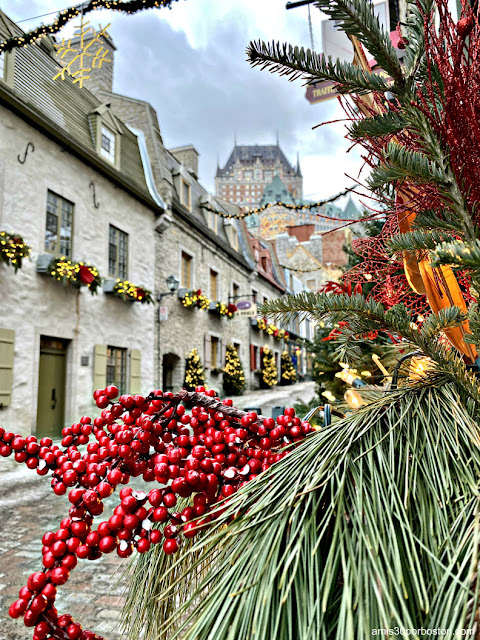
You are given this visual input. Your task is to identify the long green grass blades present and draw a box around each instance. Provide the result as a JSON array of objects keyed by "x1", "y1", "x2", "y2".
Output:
[{"x1": 151, "y1": 384, "x2": 480, "y2": 639}]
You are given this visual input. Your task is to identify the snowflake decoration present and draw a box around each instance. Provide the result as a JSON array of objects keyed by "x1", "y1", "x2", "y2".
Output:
[{"x1": 53, "y1": 15, "x2": 112, "y2": 88}]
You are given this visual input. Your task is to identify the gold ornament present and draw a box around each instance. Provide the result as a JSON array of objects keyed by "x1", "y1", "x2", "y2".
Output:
[{"x1": 53, "y1": 15, "x2": 111, "y2": 88}]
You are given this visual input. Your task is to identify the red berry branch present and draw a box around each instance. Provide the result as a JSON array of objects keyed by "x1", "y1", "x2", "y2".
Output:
[{"x1": 0, "y1": 384, "x2": 314, "y2": 640}]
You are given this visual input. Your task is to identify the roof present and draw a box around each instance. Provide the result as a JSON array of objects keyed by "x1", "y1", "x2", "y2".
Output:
[
  {"x1": 216, "y1": 143, "x2": 297, "y2": 178},
  {"x1": 259, "y1": 174, "x2": 296, "y2": 207},
  {"x1": 0, "y1": 11, "x2": 161, "y2": 212}
]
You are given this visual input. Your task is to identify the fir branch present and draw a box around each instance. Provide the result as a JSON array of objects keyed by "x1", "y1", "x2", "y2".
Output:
[
  {"x1": 348, "y1": 112, "x2": 407, "y2": 140},
  {"x1": 402, "y1": 0, "x2": 436, "y2": 85},
  {"x1": 412, "y1": 209, "x2": 462, "y2": 233},
  {"x1": 246, "y1": 40, "x2": 393, "y2": 95},
  {"x1": 387, "y1": 229, "x2": 456, "y2": 253},
  {"x1": 261, "y1": 293, "x2": 480, "y2": 403},
  {"x1": 313, "y1": 0, "x2": 404, "y2": 87},
  {"x1": 368, "y1": 143, "x2": 447, "y2": 190},
  {"x1": 431, "y1": 240, "x2": 480, "y2": 272}
]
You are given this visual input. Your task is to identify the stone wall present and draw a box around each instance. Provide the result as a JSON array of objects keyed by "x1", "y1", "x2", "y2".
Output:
[{"x1": 0, "y1": 107, "x2": 156, "y2": 436}]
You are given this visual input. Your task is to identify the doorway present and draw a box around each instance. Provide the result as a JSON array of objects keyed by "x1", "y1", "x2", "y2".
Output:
[
  {"x1": 162, "y1": 353, "x2": 180, "y2": 392},
  {"x1": 37, "y1": 336, "x2": 68, "y2": 438}
]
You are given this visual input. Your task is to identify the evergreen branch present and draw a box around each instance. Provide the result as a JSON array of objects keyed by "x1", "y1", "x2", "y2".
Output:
[
  {"x1": 402, "y1": 0, "x2": 436, "y2": 85},
  {"x1": 412, "y1": 209, "x2": 462, "y2": 233},
  {"x1": 368, "y1": 143, "x2": 447, "y2": 190},
  {"x1": 246, "y1": 40, "x2": 393, "y2": 95},
  {"x1": 313, "y1": 0, "x2": 404, "y2": 87},
  {"x1": 431, "y1": 240, "x2": 480, "y2": 272},
  {"x1": 348, "y1": 112, "x2": 406, "y2": 140},
  {"x1": 387, "y1": 229, "x2": 456, "y2": 253},
  {"x1": 261, "y1": 293, "x2": 480, "y2": 403}
]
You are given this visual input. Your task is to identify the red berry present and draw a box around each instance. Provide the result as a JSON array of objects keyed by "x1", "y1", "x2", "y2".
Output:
[
  {"x1": 51, "y1": 567, "x2": 69, "y2": 585},
  {"x1": 163, "y1": 538, "x2": 179, "y2": 555}
]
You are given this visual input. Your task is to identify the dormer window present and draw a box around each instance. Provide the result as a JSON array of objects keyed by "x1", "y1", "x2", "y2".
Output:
[
  {"x1": 181, "y1": 179, "x2": 191, "y2": 210},
  {"x1": 100, "y1": 126, "x2": 116, "y2": 163},
  {"x1": 209, "y1": 210, "x2": 218, "y2": 234},
  {"x1": 0, "y1": 49, "x2": 14, "y2": 85},
  {"x1": 0, "y1": 53, "x2": 4, "y2": 80}
]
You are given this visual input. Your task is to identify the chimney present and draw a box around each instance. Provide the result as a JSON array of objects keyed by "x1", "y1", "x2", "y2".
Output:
[
  {"x1": 169, "y1": 145, "x2": 199, "y2": 179},
  {"x1": 62, "y1": 25, "x2": 116, "y2": 96}
]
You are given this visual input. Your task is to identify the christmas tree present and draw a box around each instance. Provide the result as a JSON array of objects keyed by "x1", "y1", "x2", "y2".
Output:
[
  {"x1": 183, "y1": 348, "x2": 205, "y2": 391},
  {"x1": 222, "y1": 344, "x2": 246, "y2": 396},
  {"x1": 280, "y1": 350, "x2": 296, "y2": 385},
  {"x1": 261, "y1": 345, "x2": 277, "y2": 388}
]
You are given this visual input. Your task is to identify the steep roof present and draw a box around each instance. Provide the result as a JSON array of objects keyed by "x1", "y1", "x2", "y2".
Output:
[
  {"x1": 343, "y1": 195, "x2": 361, "y2": 220},
  {"x1": 0, "y1": 11, "x2": 160, "y2": 212},
  {"x1": 259, "y1": 174, "x2": 296, "y2": 207},
  {"x1": 216, "y1": 144, "x2": 296, "y2": 178}
]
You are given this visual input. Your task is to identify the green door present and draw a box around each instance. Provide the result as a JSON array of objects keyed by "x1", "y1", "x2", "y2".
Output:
[{"x1": 37, "y1": 337, "x2": 67, "y2": 439}]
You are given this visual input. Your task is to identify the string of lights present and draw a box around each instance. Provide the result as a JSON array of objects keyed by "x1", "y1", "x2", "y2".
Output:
[
  {"x1": 0, "y1": 0, "x2": 179, "y2": 54},
  {"x1": 279, "y1": 264, "x2": 325, "y2": 273},
  {"x1": 200, "y1": 186, "x2": 359, "y2": 220}
]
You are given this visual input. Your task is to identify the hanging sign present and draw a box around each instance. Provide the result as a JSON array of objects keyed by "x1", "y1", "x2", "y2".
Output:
[{"x1": 235, "y1": 300, "x2": 257, "y2": 318}]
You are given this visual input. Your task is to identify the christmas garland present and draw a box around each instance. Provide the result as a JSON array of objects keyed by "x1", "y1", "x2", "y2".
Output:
[
  {"x1": 48, "y1": 257, "x2": 101, "y2": 294},
  {"x1": 199, "y1": 186, "x2": 357, "y2": 220},
  {"x1": 2, "y1": 385, "x2": 313, "y2": 640},
  {"x1": 0, "y1": 0, "x2": 180, "y2": 54},
  {"x1": 0, "y1": 231, "x2": 31, "y2": 272},
  {"x1": 112, "y1": 279, "x2": 152, "y2": 304}
]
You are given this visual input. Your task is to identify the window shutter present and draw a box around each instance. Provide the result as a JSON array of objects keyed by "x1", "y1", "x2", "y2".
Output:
[
  {"x1": 204, "y1": 335, "x2": 211, "y2": 369},
  {"x1": 130, "y1": 349, "x2": 141, "y2": 394},
  {"x1": 93, "y1": 344, "x2": 107, "y2": 392},
  {"x1": 0, "y1": 328, "x2": 15, "y2": 407},
  {"x1": 250, "y1": 344, "x2": 255, "y2": 371},
  {"x1": 220, "y1": 339, "x2": 226, "y2": 369}
]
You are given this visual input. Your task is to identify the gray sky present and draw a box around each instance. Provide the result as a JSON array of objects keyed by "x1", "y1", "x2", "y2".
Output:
[{"x1": 1, "y1": 0, "x2": 365, "y2": 203}]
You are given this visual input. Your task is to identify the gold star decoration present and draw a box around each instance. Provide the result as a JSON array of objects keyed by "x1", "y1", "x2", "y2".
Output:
[{"x1": 53, "y1": 14, "x2": 111, "y2": 88}]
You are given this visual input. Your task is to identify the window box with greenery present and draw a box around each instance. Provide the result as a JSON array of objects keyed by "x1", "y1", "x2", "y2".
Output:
[
  {"x1": 209, "y1": 301, "x2": 237, "y2": 319},
  {"x1": 103, "y1": 279, "x2": 153, "y2": 304},
  {"x1": 37, "y1": 255, "x2": 101, "y2": 294},
  {"x1": 0, "y1": 231, "x2": 31, "y2": 272},
  {"x1": 180, "y1": 289, "x2": 210, "y2": 310}
]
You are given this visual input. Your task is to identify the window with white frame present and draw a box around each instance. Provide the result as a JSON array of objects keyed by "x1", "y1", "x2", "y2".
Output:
[
  {"x1": 0, "y1": 53, "x2": 5, "y2": 80},
  {"x1": 45, "y1": 191, "x2": 74, "y2": 257},
  {"x1": 100, "y1": 126, "x2": 116, "y2": 163}
]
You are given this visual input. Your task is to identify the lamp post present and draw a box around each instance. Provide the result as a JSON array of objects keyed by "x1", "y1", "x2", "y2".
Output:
[{"x1": 157, "y1": 275, "x2": 179, "y2": 388}]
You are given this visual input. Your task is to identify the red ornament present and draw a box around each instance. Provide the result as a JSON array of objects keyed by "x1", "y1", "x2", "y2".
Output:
[{"x1": 78, "y1": 265, "x2": 95, "y2": 285}]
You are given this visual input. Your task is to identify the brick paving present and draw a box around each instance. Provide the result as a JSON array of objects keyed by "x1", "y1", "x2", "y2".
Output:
[
  {"x1": 0, "y1": 457, "x2": 132, "y2": 640},
  {"x1": 0, "y1": 381, "x2": 318, "y2": 640}
]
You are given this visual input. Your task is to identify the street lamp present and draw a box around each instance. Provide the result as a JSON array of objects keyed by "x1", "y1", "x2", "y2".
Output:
[
  {"x1": 157, "y1": 275, "x2": 179, "y2": 388},
  {"x1": 157, "y1": 275, "x2": 179, "y2": 301}
]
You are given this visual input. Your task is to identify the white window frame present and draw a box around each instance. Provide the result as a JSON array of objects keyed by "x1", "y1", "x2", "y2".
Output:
[{"x1": 100, "y1": 125, "x2": 116, "y2": 164}]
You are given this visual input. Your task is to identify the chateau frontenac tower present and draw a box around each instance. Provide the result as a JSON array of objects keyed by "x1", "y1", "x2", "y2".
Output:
[{"x1": 215, "y1": 141, "x2": 303, "y2": 208}]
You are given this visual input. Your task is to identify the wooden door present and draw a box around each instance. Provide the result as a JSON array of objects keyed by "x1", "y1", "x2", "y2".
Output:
[{"x1": 37, "y1": 337, "x2": 67, "y2": 438}]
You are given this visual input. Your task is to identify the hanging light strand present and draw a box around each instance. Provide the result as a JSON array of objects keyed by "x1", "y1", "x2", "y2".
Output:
[
  {"x1": 0, "y1": 0, "x2": 179, "y2": 54},
  {"x1": 201, "y1": 186, "x2": 359, "y2": 221}
]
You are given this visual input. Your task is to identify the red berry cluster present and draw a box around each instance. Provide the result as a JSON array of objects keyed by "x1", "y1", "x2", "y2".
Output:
[{"x1": 1, "y1": 385, "x2": 314, "y2": 640}]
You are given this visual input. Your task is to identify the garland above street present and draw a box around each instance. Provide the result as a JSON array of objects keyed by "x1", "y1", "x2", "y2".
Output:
[{"x1": 0, "y1": 0, "x2": 180, "y2": 54}]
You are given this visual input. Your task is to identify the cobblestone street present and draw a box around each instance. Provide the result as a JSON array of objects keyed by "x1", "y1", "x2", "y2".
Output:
[{"x1": 0, "y1": 381, "x2": 317, "y2": 640}]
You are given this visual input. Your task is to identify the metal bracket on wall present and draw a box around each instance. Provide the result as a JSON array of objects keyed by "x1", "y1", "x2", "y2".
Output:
[
  {"x1": 89, "y1": 181, "x2": 100, "y2": 209},
  {"x1": 17, "y1": 142, "x2": 34, "y2": 164}
]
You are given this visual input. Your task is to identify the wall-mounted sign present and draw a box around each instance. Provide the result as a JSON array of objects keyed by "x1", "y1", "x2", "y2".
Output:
[
  {"x1": 235, "y1": 300, "x2": 257, "y2": 318},
  {"x1": 159, "y1": 306, "x2": 168, "y2": 322}
]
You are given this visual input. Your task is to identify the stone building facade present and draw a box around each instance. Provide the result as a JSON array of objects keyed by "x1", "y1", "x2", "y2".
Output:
[{"x1": 0, "y1": 10, "x2": 163, "y2": 437}]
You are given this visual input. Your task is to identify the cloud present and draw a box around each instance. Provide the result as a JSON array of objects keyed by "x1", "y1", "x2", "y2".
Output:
[{"x1": 1, "y1": 0, "x2": 365, "y2": 200}]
